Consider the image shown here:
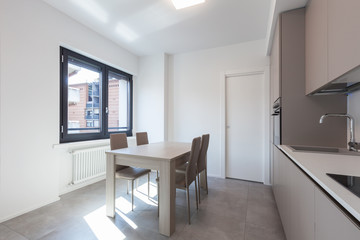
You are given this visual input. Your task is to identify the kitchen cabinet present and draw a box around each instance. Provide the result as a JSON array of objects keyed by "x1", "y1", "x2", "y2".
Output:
[
  {"x1": 273, "y1": 146, "x2": 292, "y2": 239},
  {"x1": 273, "y1": 146, "x2": 360, "y2": 240},
  {"x1": 273, "y1": 146, "x2": 314, "y2": 240},
  {"x1": 272, "y1": 145, "x2": 279, "y2": 202},
  {"x1": 305, "y1": 0, "x2": 328, "y2": 94},
  {"x1": 327, "y1": 0, "x2": 360, "y2": 81},
  {"x1": 270, "y1": 8, "x2": 347, "y2": 148},
  {"x1": 305, "y1": 0, "x2": 360, "y2": 94},
  {"x1": 315, "y1": 187, "x2": 360, "y2": 240},
  {"x1": 289, "y1": 160, "x2": 315, "y2": 240},
  {"x1": 270, "y1": 20, "x2": 280, "y2": 103}
]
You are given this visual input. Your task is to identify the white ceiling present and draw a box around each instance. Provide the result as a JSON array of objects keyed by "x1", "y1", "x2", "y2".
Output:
[{"x1": 43, "y1": 0, "x2": 308, "y2": 56}]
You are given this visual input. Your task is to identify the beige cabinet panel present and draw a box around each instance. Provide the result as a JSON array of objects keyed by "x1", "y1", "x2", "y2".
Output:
[
  {"x1": 275, "y1": 7, "x2": 346, "y2": 148},
  {"x1": 272, "y1": 145, "x2": 280, "y2": 202},
  {"x1": 273, "y1": 146, "x2": 315, "y2": 240},
  {"x1": 273, "y1": 147, "x2": 360, "y2": 240},
  {"x1": 278, "y1": 149, "x2": 292, "y2": 239},
  {"x1": 305, "y1": 0, "x2": 328, "y2": 94},
  {"x1": 328, "y1": 0, "x2": 360, "y2": 81},
  {"x1": 290, "y1": 163, "x2": 315, "y2": 240},
  {"x1": 315, "y1": 188, "x2": 360, "y2": 240},
  {"x1": 270, "y1": 19, "x2": 281, "y2": 103}
]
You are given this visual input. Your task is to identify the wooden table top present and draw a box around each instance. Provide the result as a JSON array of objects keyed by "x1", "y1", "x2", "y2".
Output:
[{"x1": 106, "y1": 141, "x2": 191, "y2": 161}]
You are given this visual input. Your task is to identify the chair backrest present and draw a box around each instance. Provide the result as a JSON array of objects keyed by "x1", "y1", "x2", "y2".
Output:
[
  {"x1": 186, "y1": 137, "x2": 201, "y2": 185},
  {"x1": 136, "y1": 132, "x2": 149, "y2": 145},
  {"x1": 197, "y1": 134, "x2": 210, "y2": 173},
  {"x1": 110, "y1": 133, "x2": 128, "y2": 171},
  {"x1": 110, "y1": 133, "x2": 128, "y2": 150}
]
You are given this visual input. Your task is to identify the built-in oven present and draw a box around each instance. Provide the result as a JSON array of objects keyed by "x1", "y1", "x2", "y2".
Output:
[{"x1": 272, "y1": 98, "x2": 281, "y2": 145}]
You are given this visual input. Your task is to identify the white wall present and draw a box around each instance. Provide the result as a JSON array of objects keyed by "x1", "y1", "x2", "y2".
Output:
[
  {"x1": 168, "y1": 40, "x2": 269, "y2": 178},
  {"x1": 134, "y1": 54, "x2": 168, "y2": 143},
  {"x1": 0, "y1": 0, "x2": 138, "y2": 222},
  {"x1": 348, "y1": 91, "x2": 360, "y2": 143}
]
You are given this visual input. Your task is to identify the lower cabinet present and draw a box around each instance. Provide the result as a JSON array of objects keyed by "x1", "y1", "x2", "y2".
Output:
[
  {"x1": 315, "y1": 188, "x2": 360, "y2": 240},
  {"x1": 273, "y1": 146, "x2": 360, "y2": 240},
  {"x1": 273, "y1": 146, "x2": 314, "y2": 240},
  {"x1": 290, "y1": 159, "x2": 315, "y2": 240}
]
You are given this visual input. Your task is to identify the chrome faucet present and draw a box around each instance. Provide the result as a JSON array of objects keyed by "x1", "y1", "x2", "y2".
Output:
[{"x1": 319, "y1": 113, "x2": 360, "y2": 152}]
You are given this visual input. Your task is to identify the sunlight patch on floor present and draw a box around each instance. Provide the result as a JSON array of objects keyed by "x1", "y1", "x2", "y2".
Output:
[
  {"x1": 115, "y1": 197, "x2": 133, "y2": 214},
  {"x1": 84, "y1": 205, "x2": 126, "y2": 240},
  {"x1": 115, "y1": 208, "x2": 138, "y2": 229},
  {"x1": 135, "y1": 180, "x2": 158, "y2": 198},
  {"x1": 134, "y1": 183, "x2": 158, "y2": 206}
]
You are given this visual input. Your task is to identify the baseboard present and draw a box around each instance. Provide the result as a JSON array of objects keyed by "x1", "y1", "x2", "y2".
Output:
[
  {"x1": 0, "y1": 196, "x2": 60, "y2": 223},
  {"x1": 207, "y1": 173, "x2": 222, "y2": 178},
  {"x1": 59, "y1": 175, "x2": 106, "y2": 195}
]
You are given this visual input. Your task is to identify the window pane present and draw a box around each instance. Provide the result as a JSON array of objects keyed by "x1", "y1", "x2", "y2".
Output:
[
  {"x1": 108, "y1": 71, "x2": 129, "y2": 132},
  {"x1": 67, "y1": 57, "x2": 102, "y2": 134}
]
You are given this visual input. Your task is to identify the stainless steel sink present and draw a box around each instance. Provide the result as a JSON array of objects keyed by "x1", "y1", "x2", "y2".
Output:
[{"x1": 289, "y1": 145, "x2": 360, "y2": 156}]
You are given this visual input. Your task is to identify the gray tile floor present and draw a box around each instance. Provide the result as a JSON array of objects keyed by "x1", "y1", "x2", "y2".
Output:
[{"x1": 0, "y1": 173, "x2": 286, "y2": 240}]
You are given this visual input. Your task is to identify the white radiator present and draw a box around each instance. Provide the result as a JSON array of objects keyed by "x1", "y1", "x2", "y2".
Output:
[{"x1": 71, "y1": 146, "x2": 110, "y2": 184}]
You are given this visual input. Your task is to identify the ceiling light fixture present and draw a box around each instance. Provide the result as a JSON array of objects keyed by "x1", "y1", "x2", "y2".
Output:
[{"x1": 171, "y1": 0, "x2": 205, "y2": 10}]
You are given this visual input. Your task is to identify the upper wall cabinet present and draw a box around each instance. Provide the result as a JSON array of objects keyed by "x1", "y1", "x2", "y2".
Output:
[
  {"x1": 327, "y1": 0, "x2": 360, "y2": 81},
  {"x1": 305, "y1": 0, "x2": 328, "y2": 95},
  {"x1": 305, "y1": 0, "x2": 360, "y2": 95},
  {"x1": 270, "y1": 20, "x2": 281, "y2": 103}
]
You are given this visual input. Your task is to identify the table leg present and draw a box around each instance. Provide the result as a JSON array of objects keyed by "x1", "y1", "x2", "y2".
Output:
[
  {"x1": 159, "y1": 160, "x2": 176, "y2": 236},
  {"x1": 106, "y1": 154, "x2": 115, "y2": 217}
]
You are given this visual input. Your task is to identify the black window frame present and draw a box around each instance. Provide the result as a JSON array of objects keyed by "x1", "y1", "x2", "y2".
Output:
[{"x1": 60, "y1": 47, "x2": 133, "y2": 143}]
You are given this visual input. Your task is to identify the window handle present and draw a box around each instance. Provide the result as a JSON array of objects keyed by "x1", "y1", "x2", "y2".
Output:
[{"x1": 105, "y1": 107, "x2": 109, "y2": 114}]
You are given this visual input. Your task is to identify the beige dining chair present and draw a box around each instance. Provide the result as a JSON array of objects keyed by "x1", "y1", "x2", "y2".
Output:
[
  {"x1": 176, "y1": 137, "x2": 201, "y2": 224},
  {"x1": 156, "y1": 137, "x2": 201, "y2": 224},
  {"x1": 135, "y1": 131, "x2": 156, "y2": 199},
  {"x1": 176, "y1": 134, "x2": 210, "y2": 204},
  {"x1": 136, "y1": 132, "x2": 148, "y2": 146},
  {"x1": 196, "y1": 134, "x2": 210, "y2": 203},
  {"x1": 110, "y1": 133, "x2": 151, "y2": 211}
]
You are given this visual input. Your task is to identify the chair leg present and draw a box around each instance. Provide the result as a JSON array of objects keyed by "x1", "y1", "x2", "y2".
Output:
[
  {"x1": 197, "y1": 174, "x2": 201, "y2": 204},
  {"x1": 131, "y1": 180, "x2": 134, "y2": 211},
  {"x1": 194, "y1": 179, "x2": 199, "y2": 210},
  {"x1": 205, "y1": 169, "x2": 208, "y2": 194},
  {"x1": 186, "y1": 187, "x2": 191, "y2": 224},
  {"x1": 148, "y1": 172, "x2": 150, "y2": 199}
]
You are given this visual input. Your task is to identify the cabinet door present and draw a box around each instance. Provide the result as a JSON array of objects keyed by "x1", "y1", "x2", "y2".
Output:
[
  {"x1": 273, "y1": 146, "x2": 280, "y2": 203},
  {"x1": 276, "y1": 147, "x2": 292, "y2": 239},
  {"x1": 328, "y1": 0, "x2": 360, "y2": 81},
  {"x1": 273, "y1": 147, "x2": 316, "y2": 240},
  {"x1": 305, "y1": 0, "x2": 328, "y2": 94},
  {"x1": 290, "y1": 163, "x2": 315, "y2": 240},
  {"x1": 315, "y1": 188, "x2": 360, "y2": 240},
  {"x1": 270, "y1": 19, "x2": 281, "y2": 102}
]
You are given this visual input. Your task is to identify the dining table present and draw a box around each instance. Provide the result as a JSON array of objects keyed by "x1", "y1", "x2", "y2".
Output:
[{"x1": 105, "y1": 141, "x2": 191, "y2": 236}]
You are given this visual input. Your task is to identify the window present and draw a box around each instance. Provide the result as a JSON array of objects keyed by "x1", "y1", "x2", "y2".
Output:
[{"x1": 60, "y1": 47, "x2": 133, "y2": 143}]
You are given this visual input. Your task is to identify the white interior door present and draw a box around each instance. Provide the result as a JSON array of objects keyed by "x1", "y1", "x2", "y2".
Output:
[{"x1": 225, "y1": 73, "x2": 265, "y2": 182}]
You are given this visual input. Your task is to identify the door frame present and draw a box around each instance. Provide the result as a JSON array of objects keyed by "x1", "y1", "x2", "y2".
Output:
[{"x1": 220, "y1": 66, "x2": 271, "y2": 184}]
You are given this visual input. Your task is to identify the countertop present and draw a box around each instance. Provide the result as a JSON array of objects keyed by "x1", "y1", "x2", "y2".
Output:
[{"x1": 278, "y1": 145, "x2": 360, "y2": 222}]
